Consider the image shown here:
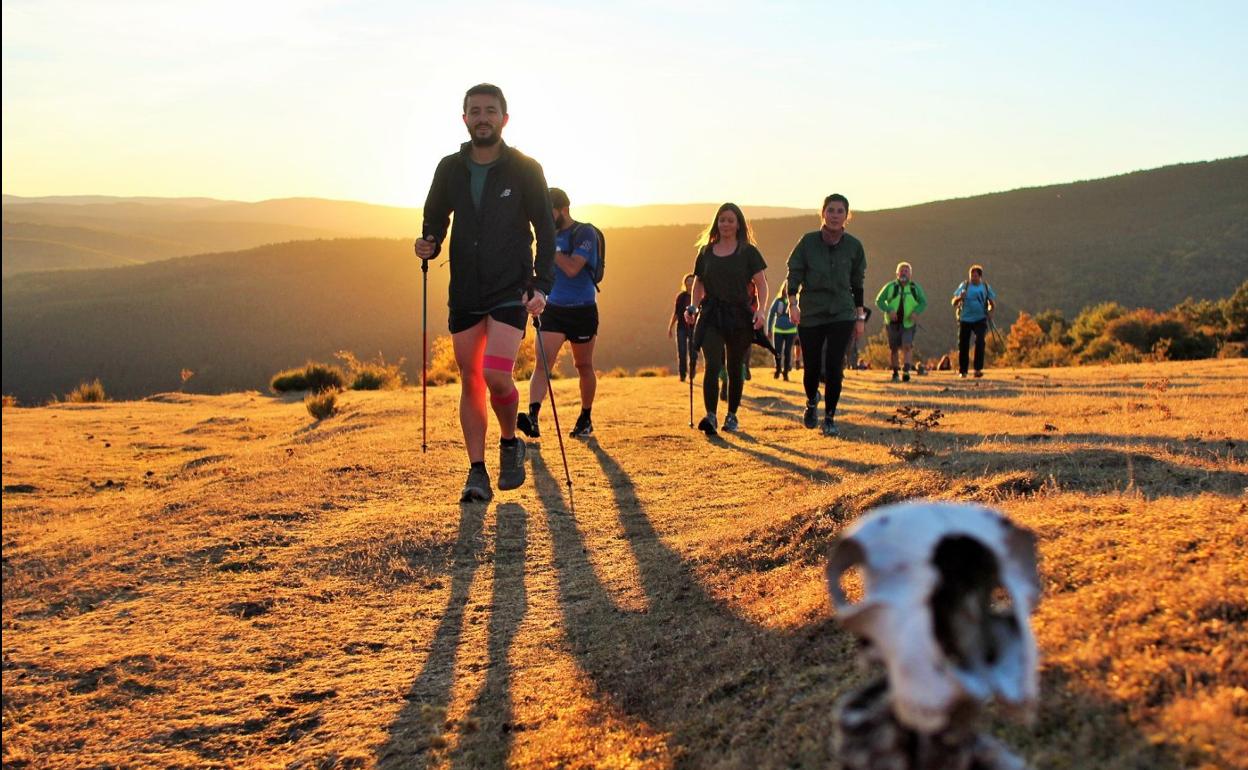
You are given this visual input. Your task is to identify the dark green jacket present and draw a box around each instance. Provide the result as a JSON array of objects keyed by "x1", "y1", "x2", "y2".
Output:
[
  {"x1": 420, "y1": 142, "x2": 556, "y2": 313},
  {"x1": 784, "y1": 231, "x2": 866, "y2": 325}
]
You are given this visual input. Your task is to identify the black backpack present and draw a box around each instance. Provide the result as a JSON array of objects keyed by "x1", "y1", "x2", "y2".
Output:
[{"x1": 568, "y1": 221, "x2": 606, "y2": 290}]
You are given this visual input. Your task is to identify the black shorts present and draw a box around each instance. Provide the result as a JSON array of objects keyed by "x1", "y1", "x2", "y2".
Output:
[
  {"x1": 448, "y1": 304, "x2": 528, "y2": 335},
  {"x1": 537, "y1": 303, "x2": 598, "y2": 343}
]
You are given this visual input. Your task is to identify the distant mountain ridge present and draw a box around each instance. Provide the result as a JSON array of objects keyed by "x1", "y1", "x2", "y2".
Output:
[
  {"x1": 3, "y1": 157, "x2": 1245, "y2": 401},
  {"x1": 2, "y1": 196, "x2": 809, "y2": 276}
]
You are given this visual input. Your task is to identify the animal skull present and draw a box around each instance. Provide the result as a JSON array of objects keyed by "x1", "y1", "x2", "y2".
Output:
[{"x1": 826, "y1": 501, "x2": 1040, "y2": 734}]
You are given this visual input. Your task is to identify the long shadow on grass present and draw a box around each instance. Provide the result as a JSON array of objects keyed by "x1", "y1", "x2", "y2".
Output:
[
  {"x1": 450, "y1": 502, "x2": 527, "y2": 770},
  {"x1": 377, "y1": 503, "x2": 487, "y2": 769},
  {"x1": 532, "y1": 447, "x2": 860, "y2": 766},
  {"x1": 533, "y1": 446, "x2": 1196, "y2": 769}
]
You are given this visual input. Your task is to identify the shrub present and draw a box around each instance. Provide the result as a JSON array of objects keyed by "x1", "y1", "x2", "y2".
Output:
[
  {"x1": 271, "y1": 362, "x2": 347, "y2": 393},
  {"x1": 636, "y1": 366, "x2": 670, "y2": 378},
  {"x1": 426, "y1": 336, "x2": 459, "y2": 385},
  {"x1": 2, "y1": 395, "x2": 17, "y2": 408},
  {"x1": 305, "y1": 390, "x2": 338, "y2": 420},
  {"x1": 66, "y1": 379, "x2": 107, "y2": 403},
  {"x1": 336, "y1": 350, "x2": 405, "y2": 391},
  {"x1": 603, "y1": 367, "x2": 630, "y2": 378},
  {"x1": 1223, "y1": 280, "x2": 1248, "y2": 342},
  {"x1": 1070, "y1": 301, "x2": 1128, "y2": 353},
  {"x1": 1079, "y1": 337, "x2": 1142, "y2": 364}
]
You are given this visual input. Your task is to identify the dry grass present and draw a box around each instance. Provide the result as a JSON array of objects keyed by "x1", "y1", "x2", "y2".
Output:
[
  {"x1": 65, "y1": 378, "x2": 106, "y2": 403},
  {"x1": 3, "y1": 360, "x2": 1246, "y2": 769}
]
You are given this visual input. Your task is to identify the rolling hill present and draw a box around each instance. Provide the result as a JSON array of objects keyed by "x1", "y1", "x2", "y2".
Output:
[
  {"x1": 1, "y1": 196, "x2": 809, "y2": 277},
  {"x1": 2, "y1": 157, "x2": 1245, "y2": 401}
]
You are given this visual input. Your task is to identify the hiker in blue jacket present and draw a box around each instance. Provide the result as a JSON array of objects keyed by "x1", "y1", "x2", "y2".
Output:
[
  {"x1": 951, "y1": 264, "x2": 997, "y2": 379},
  {"x1": 767, "y1": 283, "x2": 798, "y2": 381}
]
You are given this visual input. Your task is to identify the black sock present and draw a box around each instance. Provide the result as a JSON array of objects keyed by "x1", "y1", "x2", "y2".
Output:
[
  {"x1": 529, "y1": 402, "x2": 542, "y2": 418},
  {"x1": 471, "y1": 461, "x2": 486, "y2": 471},
  {"x1": 500, "y1": 436, "x2": 518, "y2": 447},
  {"x1": 580, "y1": 408, "x2": 591, "y2": 420}
]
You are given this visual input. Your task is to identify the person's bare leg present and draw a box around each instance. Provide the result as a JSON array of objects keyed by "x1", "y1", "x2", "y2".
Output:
[
  {"x1": 482, "y1": 318, "x2": 525, "y2": 437},
  {"x1": 452, "y1": 321, "x2": 489, "y2": 463},
  {"x1": 527, "y1": 330, "x2": 566, "y2": 406},
  {"x1": 571, "y1": 337, "x2": 597, "y2": 409}
]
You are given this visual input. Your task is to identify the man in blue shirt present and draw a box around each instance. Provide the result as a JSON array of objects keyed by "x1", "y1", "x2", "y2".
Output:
[
  {"x1": 517, "y1": 188, "x2": 600, "y2": 439},
  {"x1": 951, "y1": 264, "x2": 997, "y2": 378}
]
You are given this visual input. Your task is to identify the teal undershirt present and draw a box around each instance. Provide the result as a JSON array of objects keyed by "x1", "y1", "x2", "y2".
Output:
[{"x1": 467, "y1": 158, "x2": 496, "y2": 210}]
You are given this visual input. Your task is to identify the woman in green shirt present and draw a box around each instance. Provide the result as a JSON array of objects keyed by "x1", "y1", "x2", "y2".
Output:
[{"x1": 684, "y1": 203, "x2": 769, "y2": 436}]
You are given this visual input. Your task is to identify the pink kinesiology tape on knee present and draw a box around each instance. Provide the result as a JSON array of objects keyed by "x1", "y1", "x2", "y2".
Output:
[
  {"x1": 490, "y1": 387, "x2": 519, "y2": 407},
  {"x1": 483, "y1": 354, "x2": 514, "y2": 372}
]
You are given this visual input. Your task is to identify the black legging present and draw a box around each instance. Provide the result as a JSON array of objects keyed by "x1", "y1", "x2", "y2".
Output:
[
  {"x1": 774, "y1": 333, "x2": 796, "y2": 373},
  {"x1": 676, "y1": 323, "x2": 698, "y2": 378},
  {"x1": 797, "y1": 321, "x2": 855, "y2": 415},
  {"x1": 700, "y1": 324, "x2": 752, "y2": 415},
  {"x1": 959, "y1": 319, "x2": 988, "y2": 374}
]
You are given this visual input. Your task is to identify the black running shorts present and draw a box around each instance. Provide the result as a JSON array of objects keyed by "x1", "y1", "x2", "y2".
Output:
[
  {"x1": 448, "y1": 304, "x2": 528, "y2": 334},
  {"x1": 537, "y1": 303, "x2": 599, "y2": 343}
]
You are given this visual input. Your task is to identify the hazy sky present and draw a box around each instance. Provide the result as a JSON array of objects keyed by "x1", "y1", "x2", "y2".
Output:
[{"x1": 3, "y1": 0, "x2": 1245, "y2": 210}]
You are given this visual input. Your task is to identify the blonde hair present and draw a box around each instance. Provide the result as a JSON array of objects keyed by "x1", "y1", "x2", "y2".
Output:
[{"x1": 969, "y1": 264, "x2": 985, "y2": 278}]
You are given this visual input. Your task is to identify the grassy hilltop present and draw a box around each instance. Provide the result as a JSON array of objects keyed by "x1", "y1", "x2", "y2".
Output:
[{"x1": 3, "y1": 359, "x2": 1246, "y2": 769}]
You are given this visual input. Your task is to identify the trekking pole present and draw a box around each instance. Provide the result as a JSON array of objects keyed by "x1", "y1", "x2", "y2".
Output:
[
  {"x1": 417, "y1": 243, "x2": 431, "y2": 453},
  {"x1": 532, "y1": 307, "x2": 574, "y2": 511},
  {"x1": 688, "y1": 363, "x2": 695, "y2": 428}
]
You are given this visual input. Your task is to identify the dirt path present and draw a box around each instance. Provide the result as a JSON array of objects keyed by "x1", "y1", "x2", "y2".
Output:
[{"x1": 4, "y1": 360, "x2": 1246, "y2": 768}]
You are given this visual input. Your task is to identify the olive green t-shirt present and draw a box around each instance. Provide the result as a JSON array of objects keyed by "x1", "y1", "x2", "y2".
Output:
[{"x1": 693, "y1": 243, "x2": 767, "y2": 306}]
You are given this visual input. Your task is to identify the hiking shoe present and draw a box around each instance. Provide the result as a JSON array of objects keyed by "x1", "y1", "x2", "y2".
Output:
[
  {"x1": 516, "y1": 411, "x2": 540, "y2": 438},
  {"x1": 891, "y1": 370, "x2": 900, "y2": 382},
  {"x1": 569, "y1": 413, "x2": 594, "y2": 439},
  {"x1": 459, "y1": 466, "x2": 493, "y2": 503},
  {"x1": 497, "y1": 439, "x2": 527, "y2": 491},
  {"x1": 821, "y1": 418, "x2": 839, "y2": 437},
  {"x1": 903, "y1": 370, "x2": 911, "y2": 382},
  {"x1": 958, "y1": 372, "x2": 968, "y2": 379},
  {"x1": 973, "y1": 370, "x2": 984, "y2": 379},
  {"x1": 723, "y1": 412, "x2": 739, "y2": 432},
  {"x1": 782, "y1": 372, "x2": 790, "y2": 381},
  {"x1": 697, "y1": 414, "x2": 718, "y2": 436},
  {"x1": 773, "y1": 369, "x2": 780, "y2": 379},
  {"x1": 803, "y1": 402, "x2": 818, "y2": 429}
]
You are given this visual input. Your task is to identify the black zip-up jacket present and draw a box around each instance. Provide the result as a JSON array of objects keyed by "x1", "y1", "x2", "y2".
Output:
[{"x1": 420, "y1": 141, "x2": 556, "y2": 313}]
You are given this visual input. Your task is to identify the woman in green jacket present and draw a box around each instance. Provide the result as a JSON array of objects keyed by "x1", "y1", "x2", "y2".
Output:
[
  {"x1": 785, "y1": 194, "x2": 866, "y2": 437},
  {"x1": 875, "y1": 261, "x2": 928, "y2": 382}
]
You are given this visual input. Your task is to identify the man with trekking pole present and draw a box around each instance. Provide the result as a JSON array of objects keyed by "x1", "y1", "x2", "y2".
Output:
[
  {"x1": 414, "y1": 83, "x2": 556, "y2": 503},
  {"x1": 951, "y1": 264, "x2": 997, "y2": 379},
  {"x1": 517, "y1": 187, "x2": 601, "y2": 441}
]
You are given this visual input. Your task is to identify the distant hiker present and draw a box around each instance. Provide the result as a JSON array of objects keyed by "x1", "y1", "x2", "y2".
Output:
[
  {"x1": 518, "y1": 187, "x2": 599, "y2": 441},
  {"x1": 875, "y1": 262, "x2": 928, "y2": 382},
  {"x1": 785, "y1": 194, "x2": 867, "y2": 437},
  {"x1": 684, "y1": 203, "x2": 769, "y2": 436},
  {"x1": 668, "y1": 273, "x2": 699, "y2": 382},
  {"x1": 951, "y1": 264, "x2": 997, "y2": 379},
  {"x1": 768, "y1": 282, "x2": 798, "y2": 380},
  {"x1": 415, "y1": 83, "x2": 555, "y2": 502},
  {"x1": 843, "y1": 306, "x2": 872, "y2": 371}
]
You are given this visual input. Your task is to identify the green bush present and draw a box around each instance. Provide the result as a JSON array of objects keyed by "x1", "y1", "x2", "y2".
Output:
[
  {"x1": 271, "y1": 362, "x2": 346, "y2": 393},
  {"x1": 66, "y1": 379, "x2": 107, "y2": 403},
  {"x1": 305, "y1": 390, "x2": 338, "y2": 420},
  {"x1": 336, "y1": 351, "x2": 405, "y2": 391}
]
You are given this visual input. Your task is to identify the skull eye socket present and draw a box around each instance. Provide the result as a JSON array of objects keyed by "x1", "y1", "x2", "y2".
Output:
[
  {"x1": 930, "y1": 535, "x2": 1007, "y2": 668},
  {"x1": 838, "y1": 563, "x2": 865, "y2": 606}
]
